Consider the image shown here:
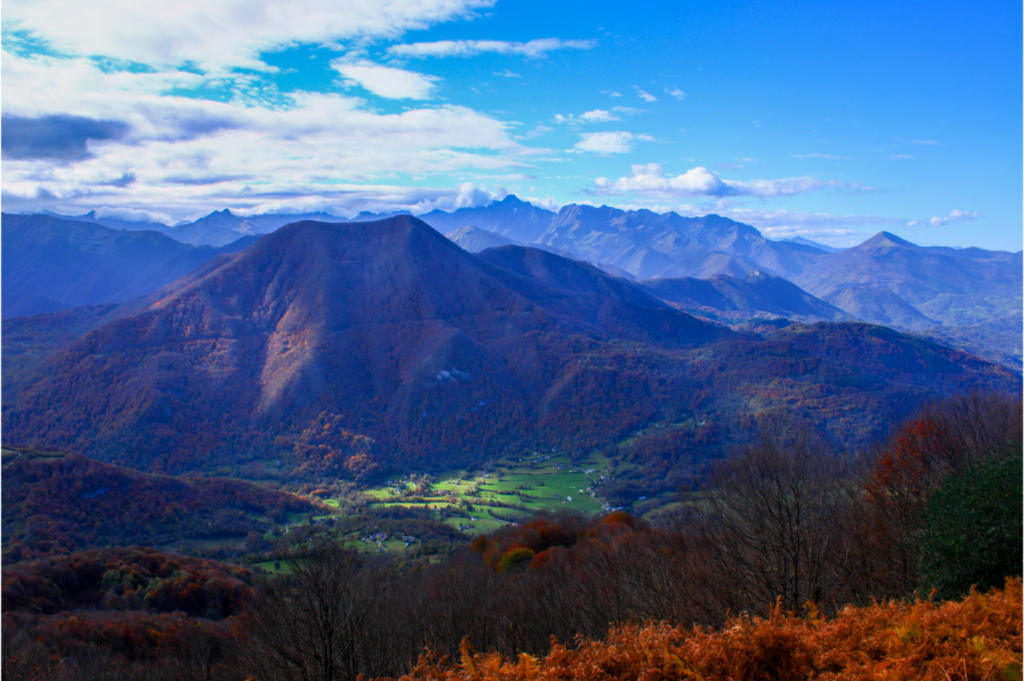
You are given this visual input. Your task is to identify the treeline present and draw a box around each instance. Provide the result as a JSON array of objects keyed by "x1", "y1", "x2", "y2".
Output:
[
  {"x1": 1, "y1": 450, "x2": 320, "y2": 562},
  {"x1": 235, "y1": 392, "x2": 1024, "y2": 679},
  {"x1": 3, "y1": 393, "x2": 1020, "y2": 680},
  {"x1": 2, "y1": 547, "x2": 253, "y2": 617}
]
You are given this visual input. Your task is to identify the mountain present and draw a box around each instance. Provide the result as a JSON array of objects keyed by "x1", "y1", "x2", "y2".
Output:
[
  {"x1": 421, "y1": 197, "x2": 829, "y2": 280},
  {"x1": 820, "y1": 285, "x2": 936, "y2": 330},
  {"x1": 419, "y1": 195, "x2": 557, "y2": 243},
  {"x1": 795, "y1": 232, "x2": 1023, "y2": 329},
  {"x1": 533, "y1": 206, "x2": 826, "y2": 280},
  {"x1": 0, "y1": 288, "x2": 64, "y2": 317},
  {"x1": 445, "y1": 226, "x2": 521, "y2": 252},
  {"x1": 162, "y1": 209, "x2": 342, "y2": 247},
  {"x1": 44, "y1": 196, "x2": 820, "y2": 280},
  {"x1": 3, "y1": 305, "x2": 127, "y2": 403},
  {"x1": 1, "y1": 213, "x2": 259, "y2": 318},
  {"x1": 922, "y1": 311, "x2": 1024, "y2": 372},
  {"x1": 40, "y1": 209, "x2": 172, "y2": 233},
  {"x1": 3, "y1": 217, "x2": 1017, "y2": 486},
  {"x1": 1, "y1": 445, "x2": 318, "y2": 562},
  {"x1": 780, "y1": 236, "x2": 842, "y2": 253},
  {"x1": 640, "y1": 271, "x2": 851, "y2": 323}
]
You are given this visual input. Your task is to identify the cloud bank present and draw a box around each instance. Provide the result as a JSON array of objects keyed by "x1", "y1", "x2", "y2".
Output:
[
  {"x1": 593, "y1": 165, "x2": 877, "y2": 198},
  {"x1": 4, "y1": 0, "x2": 497, "y2": 70}
]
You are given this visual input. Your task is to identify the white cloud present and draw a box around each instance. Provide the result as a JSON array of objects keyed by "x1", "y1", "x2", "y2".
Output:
[
  {"x1": 887, "y1": 154, "x2": 914, "y2": 160},
  {"x1": 554, "y1": 106, "x2": 642, "y2": 125},
  {"x1": 554, "y1": 109, "x2": 620, "y2": 125},
  {"x1": 910, "y1": 139, "x2": 939, "y2": 145},
  {"x1": 388, "y1": 38, "x2": 596, "y2": 59},
  {"x1": 573, "y1": 131, "x2": 653, "y2": 154},
  {"x1": 597, "y1": 166, "x2": 728, "y2": 195},
  {"x1": 524, "y1": 195, "x2": 561, "y2": 211},
  {"x1": 927, "y1": 209, "x2": 978, "y2": 227},
  {"x1": 633, "y1": 87, "x2": 657, "y2": 102},
  {"x1": 665, "y1": 87, "x2": 685, "y2": 100},
  {"x1": 4, "y1": 0, "x2": 497, "y2": 70},
  {"x1": 793, "y1": 153, "x2": 851, "y2": 160},
  {"x1": 515, "y1": 124, "x2": 553, "y2": 140},
  {"x1": 1, "y1": 52, "x2": 545, "y2": 221},
  {"x1": 601, "y1": 90, "x2": 623, "y2": 98},
  {"x1": 495, "y1": 70, "x2": 521, "y2": 78},
  {"x1": 592, "y1": 165, "x2": 877, "y2": 198},
  {"x1": 94, "y1": 206, "x2": 173, "y2": 223},
  {"x1": 631, "y1": 163, "x2": 663, "y2": 176},
  {"x1": 332, "y1": 60, "x2": 438, "y2": 99}
]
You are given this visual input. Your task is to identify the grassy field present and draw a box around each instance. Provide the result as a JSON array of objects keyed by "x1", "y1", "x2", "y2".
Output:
[{"x1": 362, "y1": 451, "x2": 624, "y2": 537}]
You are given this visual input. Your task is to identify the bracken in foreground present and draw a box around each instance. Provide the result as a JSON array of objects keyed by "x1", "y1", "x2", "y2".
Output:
[{"x1": 392, "y1": 578, "x2": 1022, "y2": 681}]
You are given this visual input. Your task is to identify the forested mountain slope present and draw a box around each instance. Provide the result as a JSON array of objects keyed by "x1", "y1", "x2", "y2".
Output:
[{"x1": 3, "y1": 217, "x2": 1017, "y2": 481}]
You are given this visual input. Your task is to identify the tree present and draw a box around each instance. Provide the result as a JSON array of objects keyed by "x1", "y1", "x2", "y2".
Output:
[
  {"x1": 240, "y1": 545, "x2": 367, "y2": 681},
  {"x1": 696, "y1": 416, "x2": 858, "y2": 613},
  {"x1": 863, "y1": 393, "x2": 1022, "y2": 597},
  {"x1": 919, "y1": 448, "x2": 1023, "y2": 600}
]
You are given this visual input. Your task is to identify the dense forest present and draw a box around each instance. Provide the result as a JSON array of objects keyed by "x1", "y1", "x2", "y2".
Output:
[
  {"x1": 2, "y1": 392, "x2": 1020, "y2": 680},
  {"x1": 1, "y1": 449, "x2": 322, "y2": 563}
]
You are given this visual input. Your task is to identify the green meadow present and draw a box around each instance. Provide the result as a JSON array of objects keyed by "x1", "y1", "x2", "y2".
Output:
[{"x1": 363, "y1": 452, "x2": 621, "y2": 537}]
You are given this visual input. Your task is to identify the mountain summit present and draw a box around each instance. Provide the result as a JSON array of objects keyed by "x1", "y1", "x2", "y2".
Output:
[{"x1": 4, "y1": 216, "x2": 1017, "y2": 481}]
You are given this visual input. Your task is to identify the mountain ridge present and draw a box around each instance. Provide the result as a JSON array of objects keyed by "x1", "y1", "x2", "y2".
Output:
[
  {"x1": 1, "y1": 213, "x2": 259, "y2": 318},
  {"x1": 3, "y1": 216, "x2": 1017, "y2": 486}
]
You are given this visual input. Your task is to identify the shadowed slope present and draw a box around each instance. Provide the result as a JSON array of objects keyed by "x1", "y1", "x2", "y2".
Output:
[
  {"x1": 1, "y1": 214, "x2": 258, "y2": 318},
  {"x1": 3, "y1": 217, "x2": 1018, "y2": 481},
  {"x1": 444, "y1": 225, "x2": 521, "y2": 252},
  {"x1": 641, "y1": 271, "x2": 850, "y2": 323},
  {"x1": 3, "y1": 217, "x2": 729, "y2": 473}
]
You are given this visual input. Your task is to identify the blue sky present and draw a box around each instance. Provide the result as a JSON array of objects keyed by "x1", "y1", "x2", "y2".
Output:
[{"x1": 2, "y1": 0, "x2": 1020, "y2": 249}]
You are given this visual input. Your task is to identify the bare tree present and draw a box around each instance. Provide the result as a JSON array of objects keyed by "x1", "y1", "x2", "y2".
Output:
[
  {"x1": 240, "y1": 545, "x2": 367, "y2": 681},
  {"x1": 696, "y1": 416, "x2": 859, "y2": 613}
]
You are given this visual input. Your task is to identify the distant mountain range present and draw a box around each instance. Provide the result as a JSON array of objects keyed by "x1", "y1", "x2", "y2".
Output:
[
  {"x1": 2, "y1": 213, "x2": 259, "y2": 318},
  {"x1": 13, "y1": 199, "x2": 1023, "y2": 369},
  {"x1": 423, "y1": 196, "x2": 824, "y2": 280},
  {"x1": 3, "y1": 216, "x2": 1017, "y2": 489}
]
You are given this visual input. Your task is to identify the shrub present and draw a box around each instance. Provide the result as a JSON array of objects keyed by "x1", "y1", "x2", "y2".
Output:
[
  {"x1": 495, "y1": 548, "x2": 535, "y2": 573},
  {"x1": 919, "y1": 448, "x2": 1023, "y2": 599}
]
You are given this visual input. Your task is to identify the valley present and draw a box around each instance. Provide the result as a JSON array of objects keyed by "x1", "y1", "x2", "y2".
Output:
[
  {"x1": 1, "y1": 211, "x2": 1019, "y2": 681},
  {"x1": 4, "y1": 3, "x2": 1019, "y2": 676}
]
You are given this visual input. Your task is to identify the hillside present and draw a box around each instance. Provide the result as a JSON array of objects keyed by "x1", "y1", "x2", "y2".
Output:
[
  {"x1": 796, "y1": 232, "x2": 1022, "y2": 328},
  {"x1": 1, "y1": 446, "x2": 319, "y2": 563},
  {"x1": 1, "y1": 214, "x2": 258, "y2": 318},
  {"x1": 445, "y1": 225, "x2": 521, "y2": 252},
  {"x1": 640, "y1": 271, "x2": 850, "y2": 323},
  {"x1": 2, "y1": 305, "x2": 125, "y2": 402},
  {"x1": 922, "y1": 311, "x2": 1024, "y2": 371},
  {"x1": 2, "y1": 546, "x2": 254, "y2": 616},
  {"x1": 414, "y1": 580, "x2": 1022, "y2": 681},
  {"x1": 2, "y1": 217, "x2": 1018, "y2": 483}
]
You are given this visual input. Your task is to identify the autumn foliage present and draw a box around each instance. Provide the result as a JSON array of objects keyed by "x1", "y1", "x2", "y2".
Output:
[
  {"x1": 1, "y1": 448, "x2": 319, "y2": 562},
  {"x1": 397, "y1": 579, "x2": 1022, "y2": 681},
  {"x1": 2, "y1": 547, "x2": 253, "y2": 618}
]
